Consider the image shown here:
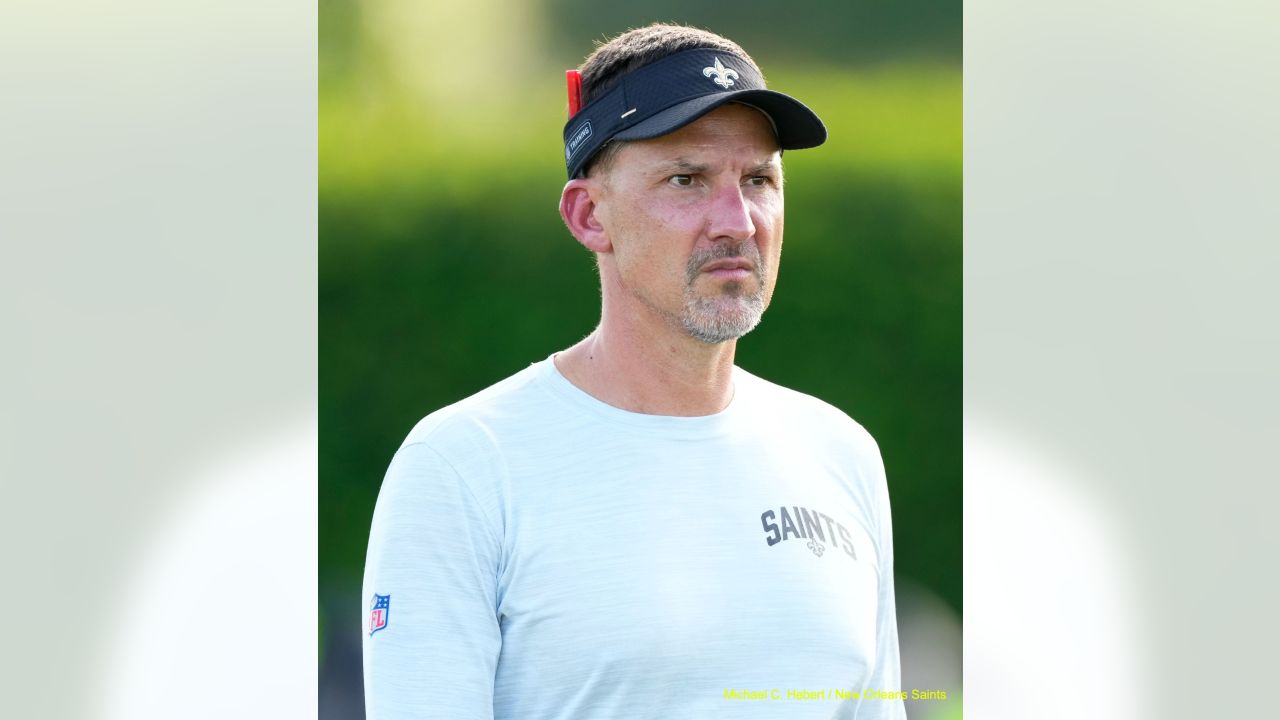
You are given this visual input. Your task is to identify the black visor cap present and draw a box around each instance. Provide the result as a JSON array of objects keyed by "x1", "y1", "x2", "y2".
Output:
[
  {"x1": 615, "y1": 89, "x2": 826, "y2": 147},
  {"x1": 564, "y1": 49, "x2": 827, "y2": 179}
]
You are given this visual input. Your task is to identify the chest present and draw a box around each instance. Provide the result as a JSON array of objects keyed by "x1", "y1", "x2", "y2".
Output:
[{"x1": 491, "y1": 439, "x2": 883, "y2": 701}]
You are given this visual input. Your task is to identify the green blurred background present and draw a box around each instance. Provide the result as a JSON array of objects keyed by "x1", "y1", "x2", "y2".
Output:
[{"x1": 321, "y1": 1, "x2": 960, "y2": 717}]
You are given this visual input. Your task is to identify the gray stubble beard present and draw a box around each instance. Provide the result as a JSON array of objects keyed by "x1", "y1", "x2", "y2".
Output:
[{"x1": 680, "y1": 242, "x2": 770, "y2": 344}]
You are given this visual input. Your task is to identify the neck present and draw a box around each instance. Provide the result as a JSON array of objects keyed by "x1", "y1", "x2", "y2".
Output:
[{"x1": 555, "y1": 295, "x2": 738, "y2": 417}]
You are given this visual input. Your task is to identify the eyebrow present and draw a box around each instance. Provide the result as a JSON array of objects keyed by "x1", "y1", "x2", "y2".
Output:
[
  {"x1": 649, "y1": 158, "x2": 783, "y2": 176},
  {"x1": 747, "y1": 160, "x2": 783, "y2": 176},
  {"x1": 652, "y1": 158, "x2": 710, "y2": 175}
]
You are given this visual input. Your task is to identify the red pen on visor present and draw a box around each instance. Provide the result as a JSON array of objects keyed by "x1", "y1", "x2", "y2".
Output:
[{"x1": 566, "y1": 69, "x2": 582, "y2": 118}]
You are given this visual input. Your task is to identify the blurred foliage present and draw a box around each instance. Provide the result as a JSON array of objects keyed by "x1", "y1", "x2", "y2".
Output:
[
  {"x1": 321, "y1": 2, "x2": 961, "y2": 641},
  {"x1": 543, "y1": 0, "x2": 961, "y2": 65}
]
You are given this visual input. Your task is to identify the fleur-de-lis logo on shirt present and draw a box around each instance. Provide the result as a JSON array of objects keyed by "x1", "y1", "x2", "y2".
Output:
[
  {"x1": 806, "y1": 539, "x2": 826, "y2": 558},
  {"x1": 702, "y1": 57, "x2": 740, "y2": 89}
]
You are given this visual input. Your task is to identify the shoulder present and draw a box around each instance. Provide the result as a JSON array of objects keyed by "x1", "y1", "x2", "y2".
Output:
[
  {"x1": 378, "y1": 361, "x2": 556, "y2": 522},
  {"x1": 400, "y1": 360, "x2": 552, "y2": 452},
  {"x1": 736, "y1": 366, "x2": 883, "y2": 458},
  {"x1": 386, "y1": 357, "x2": 578, "y2": 494},
  {"x1": 736, "y1": 367, "x2": 893, "y2": 538}
]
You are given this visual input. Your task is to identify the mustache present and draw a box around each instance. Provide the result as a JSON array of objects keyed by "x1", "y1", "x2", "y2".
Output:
[{"x1": 684, "y1": 242, "x2": 765, "y2": 285}]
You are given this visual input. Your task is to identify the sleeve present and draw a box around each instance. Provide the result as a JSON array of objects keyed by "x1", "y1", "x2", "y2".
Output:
[
  {"x1": 855, "y1": 450, "x2": 908, "y2": 720},
  {"x1": 362, "y1": 441, "x2": 503, "y2": 720}
]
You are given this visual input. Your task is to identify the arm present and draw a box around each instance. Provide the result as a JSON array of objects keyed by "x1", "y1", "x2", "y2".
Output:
[
  {"x1": 362, "y1": 441, "x2": 502, "y2": 719},
  {"x1": 855, "y1": 449, "x2": 907, "y2": 720}
]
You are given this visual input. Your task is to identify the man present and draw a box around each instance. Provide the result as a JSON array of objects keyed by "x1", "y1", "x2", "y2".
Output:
[{"x1": 362, "y1": 23, "x2": 906, "y2": 720}]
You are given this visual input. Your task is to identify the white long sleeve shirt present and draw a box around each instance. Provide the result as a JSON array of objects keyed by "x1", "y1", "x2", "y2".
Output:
[{"x1": 362, "y1": 357, "x2": 906, "y2": 719}]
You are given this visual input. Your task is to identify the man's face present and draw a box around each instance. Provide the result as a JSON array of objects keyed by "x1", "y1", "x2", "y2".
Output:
[{"x1": 594, "y1": 103, "x2": 784, "y2": 344}]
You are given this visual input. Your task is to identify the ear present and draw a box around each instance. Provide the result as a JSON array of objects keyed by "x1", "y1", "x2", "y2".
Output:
[{"x1": 559, "y1": 178, "x2": 612, "y2": 253}]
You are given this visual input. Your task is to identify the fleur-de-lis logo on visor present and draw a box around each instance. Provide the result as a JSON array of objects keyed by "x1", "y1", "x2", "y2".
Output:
[{"x1": 702, "y1": 57, "x2": 740, "y2": 89}]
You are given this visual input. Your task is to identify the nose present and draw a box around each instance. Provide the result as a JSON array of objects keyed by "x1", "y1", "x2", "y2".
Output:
[{"x1": 705, "y1": 184, "x2": 756, "y2": 242}]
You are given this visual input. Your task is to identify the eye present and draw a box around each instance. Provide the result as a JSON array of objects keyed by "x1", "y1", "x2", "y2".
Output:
[
  {"x1": 746, "y1": 175, "x2": 776, "y2": 187},
  {"x1": 668, "y1": 174, "x2": 694, "y2": 187}
]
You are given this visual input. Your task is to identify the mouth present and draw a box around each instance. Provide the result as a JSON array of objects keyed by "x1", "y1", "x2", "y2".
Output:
[{"x1": 700, "y1": 257, "x2": 756, "y2": 281}]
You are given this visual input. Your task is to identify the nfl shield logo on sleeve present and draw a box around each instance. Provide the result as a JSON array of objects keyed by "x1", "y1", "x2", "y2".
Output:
[{"x1": 368, "y1": 593, "x2": 390, "y2": 636}]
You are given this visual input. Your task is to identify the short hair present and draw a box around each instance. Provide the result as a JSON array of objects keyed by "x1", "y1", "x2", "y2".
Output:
[{"x1": 576, "y1": 24, "x2": 765, "y2": 178}]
